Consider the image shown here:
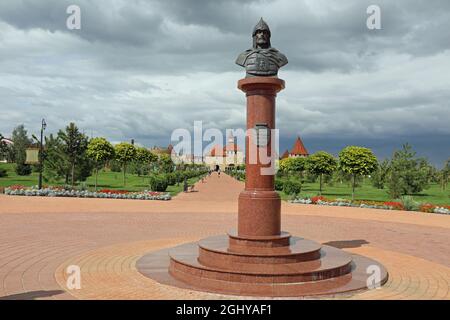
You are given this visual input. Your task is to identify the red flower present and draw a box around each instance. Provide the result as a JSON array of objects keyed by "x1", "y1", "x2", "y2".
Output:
[
  {"x1": 9, "y1": 185, "x2": 26, "y2": 190},
  {"x1": 147, "y1": 191, "x2": 163, "y2": 196},
  {"x1": 311, "y1": 196, "x2": 326, "y2": 204},
  {"x1": 419, "y1": 204, "x2": 435, "y2": 213},
  {"x1": 383, "y1": 201, "x2": 404, "y2": 210},
  {"x1": 99, "y1": 189, "x2": 129, "y2": 194}
]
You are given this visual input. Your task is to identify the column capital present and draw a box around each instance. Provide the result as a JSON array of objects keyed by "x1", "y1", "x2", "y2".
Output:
[{"x1": 238, "y1": 77, "x2": 285, "y2": 96}]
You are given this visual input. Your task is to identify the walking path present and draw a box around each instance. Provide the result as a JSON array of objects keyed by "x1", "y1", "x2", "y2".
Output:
[{"x1": 0, "y1": 173, "x2": 449, "y2": 299}]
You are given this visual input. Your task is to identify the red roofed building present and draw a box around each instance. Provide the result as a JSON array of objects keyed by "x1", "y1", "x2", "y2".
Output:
[
  {"x1": 290, "y1": 136, "x2": 309, "y2": 157},
  {"x1": 208, "y1": 145, "x2": 225, "y2": 157},
  {"x1": 205, "y1": 133, "x2": 244, "y2": 170},
  {"x1": 280, "y1": 149, "x2": 290, "y2": 160},
  {"x1": 280, "y1": 136, "x2": 309, "y2": 159}
]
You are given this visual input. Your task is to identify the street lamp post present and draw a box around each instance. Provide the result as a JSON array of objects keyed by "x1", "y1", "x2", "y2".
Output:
[{"x1": 38, "y1": 119, "x2": 46, "y2": 190}]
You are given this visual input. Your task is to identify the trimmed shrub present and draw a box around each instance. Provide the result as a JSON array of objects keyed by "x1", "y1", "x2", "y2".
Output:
[
  {"x1": 15, "y1": 163, "x2": 32, "y2": 176},
  {"x1": 0, "y1": 168, "x2": 7, "y2": 177},
  {"x1": 165, "y1": 172, "x2": 177, "y2": 186},
  {"x1": 173, "y1": 171, "x2": 183, "y2": 185},
  {"x1": 149, "y1": 174, "x2": 169, "y2": 192},
  {"x1": 283, "y1": 180, "x2": 302, "y2": 196},
  {"x1": 274, "y1": 178, "x2": 285, "y2": 191}
]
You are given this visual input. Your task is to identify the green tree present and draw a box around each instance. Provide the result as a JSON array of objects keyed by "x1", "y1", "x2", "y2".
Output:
[
  {"x1": 158, "y1": 153, "x2": 175, "y2": 173},
  {"x1": 279, "y1": 157, "x2": 307, "y2": 194},
  {"x1": 58, "y1": 123, "x2": 89, "y2": 187},
  {"x1": 115, "y1": 142, "x2": 136, "y2": 187},
  {"x1": 134, "y1": 147, "x2": 157, "y2": 177},
  {"x1": 43, "y1": 134, "x2": 68, "y2": 182},
  {"x1": 279, "y1": 157, "x2": 307, "y2": 176},
  {"x1": 0, "y1": 133, "x2": 8, "y2": 160},
  {"x1": 86, "y1": 137, "x2": 115, "y2": 190},
  {"x1": 428, "y1": 166, "x2": 440, "y2": 183},
  {"x1": 11, "y1": 125, "x2": 32, "y2": 175},
  {"x1": 387, "y1": 144, "x2": 429, "y2": 198},
  {"x1": 371, "y1": 159, "x2": 390, "y2": 189},
  {"x1": 441, "y1": 158, "x2": 450, "y2": 191},
  {"x1": 306, "y1": 151, "x2": 337, "y2": 195},
  {"x1": 339, "y1": 146, "x2": 378, "y2": 201}
]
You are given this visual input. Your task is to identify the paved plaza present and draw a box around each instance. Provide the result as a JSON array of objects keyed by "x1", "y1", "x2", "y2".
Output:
[{"x1": 0, "y1": 173, "x2": 449, "y2": 300}]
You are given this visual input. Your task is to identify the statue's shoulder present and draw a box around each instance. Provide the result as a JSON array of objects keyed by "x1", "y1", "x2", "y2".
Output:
[
  {"x1": 235, "y1": 49, "x2": 254, "y2": 66},
  {"x1": 269, "y1": 48, "x2": 288, "y2": 67}
]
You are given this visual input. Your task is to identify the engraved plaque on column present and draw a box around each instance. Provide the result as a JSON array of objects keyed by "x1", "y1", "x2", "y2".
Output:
[{"x1": 254, "y1": 123, "x2": 269, "y2": 147}]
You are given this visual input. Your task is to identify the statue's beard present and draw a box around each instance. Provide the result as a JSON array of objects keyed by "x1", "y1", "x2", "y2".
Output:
[{"x1": 253, "y1": 37, "x2": 270, "y2": 49}]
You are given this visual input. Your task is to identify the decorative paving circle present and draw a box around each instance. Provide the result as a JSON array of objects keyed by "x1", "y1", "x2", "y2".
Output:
[{"x1": 55, "y1": 239, "x2": 450, "y2": 300}]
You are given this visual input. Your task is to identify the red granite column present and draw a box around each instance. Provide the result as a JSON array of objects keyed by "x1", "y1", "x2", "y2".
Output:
[{"x1": 237, "y1": 77, "x2": 285, "y2": 237}]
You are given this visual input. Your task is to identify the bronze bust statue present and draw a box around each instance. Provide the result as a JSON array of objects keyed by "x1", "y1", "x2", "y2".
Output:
[{"x1": 236, "y1": 18, "x2": 288, "y2": 77}]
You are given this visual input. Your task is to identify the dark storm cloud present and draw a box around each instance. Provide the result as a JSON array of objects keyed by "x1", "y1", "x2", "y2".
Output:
[{"x1": 2, "y1": 0, "x2": 449, "y2": 73}]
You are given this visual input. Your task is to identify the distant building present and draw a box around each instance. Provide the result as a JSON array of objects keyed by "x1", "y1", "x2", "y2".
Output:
[
  {"x1": 171, "y1": 151, "x2": 204, "y2": 165},
  {"x1": 151, "y1": 144, "x2": 203, "y2": 165},
  {"x1": 280, "y1": 149, "x2": 290, "y2": 160},
  {"x1": 280, "y1": 136, "x2": 309, "y2": 159},
  {"x1": 204, "y1": 133, "x2": 244, "y2": 171},
  {"x1": 149, "y1": 144, "x2": 173, "y2": 156}
]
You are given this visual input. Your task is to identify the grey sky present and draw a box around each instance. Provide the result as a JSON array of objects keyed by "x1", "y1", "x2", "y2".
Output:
[{"x1": 0, "y1": 0, "x2": 449, "y2": 165}]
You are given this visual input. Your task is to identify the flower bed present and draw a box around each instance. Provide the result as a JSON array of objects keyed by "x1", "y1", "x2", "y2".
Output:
[
  {"x1": 4, "y1": 185, "x2": 171, "y2": 201},
  {"x1": 419, "y1": 203, "x2": 450, "y2": 214},
  {"x1": 291, "y1": 196, "x2": 450, "y2": 215}
]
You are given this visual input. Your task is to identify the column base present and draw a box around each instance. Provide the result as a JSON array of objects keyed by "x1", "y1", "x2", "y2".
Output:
[
  {"x1": 137, "y1": 232, "x2": 389, "y2": 297},
  {"x1": 238, "y1": 190, "x2": 281, "y2": 237}
]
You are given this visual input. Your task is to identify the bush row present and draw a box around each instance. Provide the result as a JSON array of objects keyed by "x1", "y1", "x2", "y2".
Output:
[
  {"x1": 149, "y1": 169, "x2": 208, "y2": 192},
  {"x1": 275, "y1": 178, "x2": 303, "y2": 196},
  {"x1": 227, "y1": 167, "x2": 245, "y2": 181}
]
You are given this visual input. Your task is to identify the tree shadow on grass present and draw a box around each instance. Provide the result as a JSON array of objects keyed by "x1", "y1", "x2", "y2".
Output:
[
  {"x1": 407, "y1": 193, "x2": 431, "y2": 198},
  {"x1": 320, "y1": 192, "x2": 351, "y2": 197},
  {"x1": 323, "y1": 239, "x2": 369, "y2": 249},
  {"x1": 0, "y1": 290, "x2": 65, "y2": 300}
]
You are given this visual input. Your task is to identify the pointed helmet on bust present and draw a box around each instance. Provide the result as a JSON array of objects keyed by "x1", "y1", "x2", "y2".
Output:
[{"x1": 252, "y1": 17, "x2": 271, "y2": 37}]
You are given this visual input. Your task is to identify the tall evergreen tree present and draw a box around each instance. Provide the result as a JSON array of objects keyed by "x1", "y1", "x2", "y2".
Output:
[
  {"x1": 58, "y1": 123, "x2": 89, "y2": 187},
  {"x1": 11, "y1": 125, "x2": 32, "y2": 176},
  {"x1": 387, "y1": 144, "x2": 429, "y2": 198},
  {"x1": 43, "y1": 133, "x2": 68, "y2": 183},
  {"x1": 371, "y1": 159, "x2": 390, "y2": 189}
]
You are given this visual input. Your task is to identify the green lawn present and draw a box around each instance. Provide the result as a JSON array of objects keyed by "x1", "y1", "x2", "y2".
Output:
[
  {"x1": 0, "y1": 163, "x2": 202, "y2": 196},
  {"x1": 1, "y1": 163, "x2": 449, "y2": 204},
  {"x1": 0, "y1": 163, "x2": 40, "y2": 188},
  {"x1": 278, "y1": 179, "x2": 449, "y2": 205}
]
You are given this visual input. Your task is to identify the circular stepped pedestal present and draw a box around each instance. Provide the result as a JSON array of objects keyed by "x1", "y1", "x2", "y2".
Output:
[{"x1": 137, "y1": 231, "x2": 388, "y2": 297}]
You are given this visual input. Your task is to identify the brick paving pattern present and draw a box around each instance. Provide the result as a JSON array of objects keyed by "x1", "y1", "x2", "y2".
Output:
[{"x1": 1, "y1": 173, "x2": 449, "y2": 299}]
